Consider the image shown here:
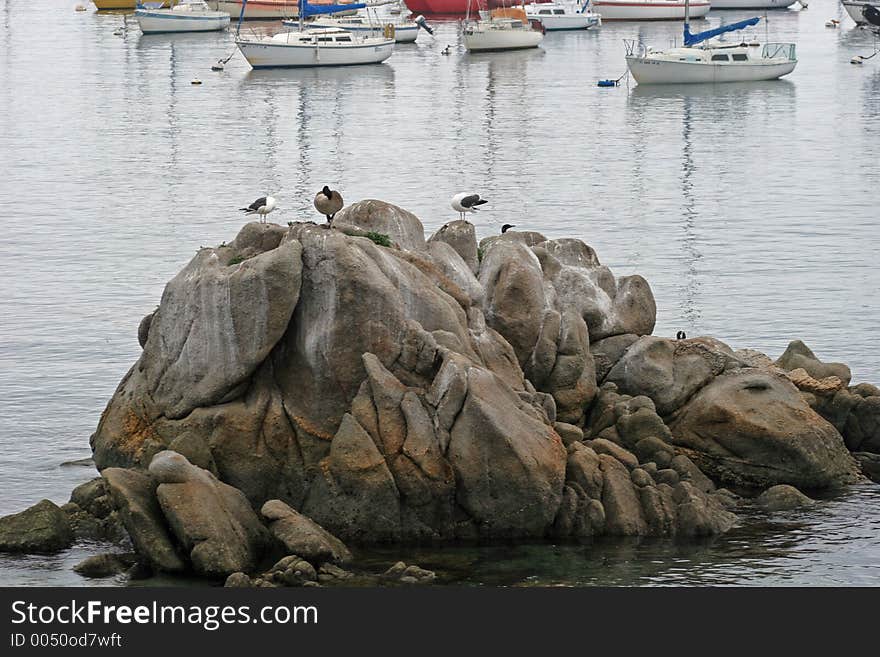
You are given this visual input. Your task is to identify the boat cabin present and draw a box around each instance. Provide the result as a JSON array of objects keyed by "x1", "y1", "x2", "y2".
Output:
[{"x1": 271, "y1": 28, "x2": 358, "y2": 44}]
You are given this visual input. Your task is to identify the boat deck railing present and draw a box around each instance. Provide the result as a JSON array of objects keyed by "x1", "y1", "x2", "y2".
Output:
[{"x1": 762, "y1": 42, "x2": 796, "y2": 61}]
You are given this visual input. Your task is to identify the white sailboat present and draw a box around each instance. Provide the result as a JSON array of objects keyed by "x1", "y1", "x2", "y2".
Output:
[
  {"x1": 590, "y1": 0, "x2": 710, "y2": 21},
  {"x1": 136, "y1": 1, "x2": 231, "y2": 34},
  {"x1": 463, "y1": 5, "x2": 544, "y2": 52},
  {"x1": 284, "y1": 11, "x2": 432, "y2": 43},
  {"x1": 235, "y1": 0, "x2": 394, "y2": 67},
  {"x1": 625, "y1": 1, "x2": 797, "y2": 83},
  {"x1": 523, "y1": 1, "x2": 601, "y2": 30}
]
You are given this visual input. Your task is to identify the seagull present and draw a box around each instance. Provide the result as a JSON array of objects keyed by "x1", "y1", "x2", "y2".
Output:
[
  {"x1": 441, "y1": 44, "x2": 452, "y2": 55},
  {"x1": 314, "y1": 185, "x2": 343, "y2": 224},
  {"x1": 451, "y1": 192, "x2": 487, "y2": 221},
  {"x1": 501, "y1": 224, "x2": 515, "y2": 234},
  {"x1": 239, "y1": 196, "x2": 277, "y2": 223}
]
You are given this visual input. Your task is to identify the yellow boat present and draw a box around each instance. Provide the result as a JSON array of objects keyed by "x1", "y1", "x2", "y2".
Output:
[{"x1": 93, "y1": 0, "x2": 171, "y2": 9}]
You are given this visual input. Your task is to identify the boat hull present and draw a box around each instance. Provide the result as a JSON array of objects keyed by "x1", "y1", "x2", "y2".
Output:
[
  {"x1": 94, "y1": 0, "x2": 170, "y2": 8},
  {"x1": 526, "y1": 14, "x2": 600, "y2": 30},
  {"x1": 591, "y1": 0, "x2": 710, "y2": 20},
  {"x1": 626, "y1": 55, "x2": 797, "y2": 83},
  {"x1": 464, "y1": 28, "x2": 543, "y2": 51},
  {"x1": 297, "y1": 20, "x2": 420, "y2": 42},
  {"x1": 237, "y1": 39, "x2": 394, "y2": 67},
  {"x1": 710, "y1": 0, "x2": 796, "y2": 8},
  {"x1": 136, "y1": 10, "x2": 231, "y2": 33},
  {"x1": 842, "y1": 0, "x2": 878, "y2": 24},
  {"x1": 211, "y1": 0, "x2": 298, "y2": 19}
]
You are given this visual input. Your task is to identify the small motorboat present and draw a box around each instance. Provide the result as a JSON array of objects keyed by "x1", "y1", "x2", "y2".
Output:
[
  {"x1": 136, "y1": 1, "x2": 231, "y2": 33},
  {"x1": 464, "y1": 8, "x2": 544, "y2": 51},
  {"x1": 523, "y1": 1, "x2": 601, "y2": 30},
  {"x1": 591, "y1": 0, "x2": 709, "y2": 21},
  {"x1": 625, "y1": 3, "x2": 797, "y2": 84}
]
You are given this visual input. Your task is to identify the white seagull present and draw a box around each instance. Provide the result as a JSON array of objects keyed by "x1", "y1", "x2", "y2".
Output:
[
  {"x1": 239, "y1": 196, "x2": 277, "y2": 223},
  {"x1": 451, "y1": 192, "x2": 487, "y2": 221}
]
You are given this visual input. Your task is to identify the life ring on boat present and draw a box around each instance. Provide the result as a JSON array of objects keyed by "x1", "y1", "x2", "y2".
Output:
[{"x1": 383, "y1": 24, "x2": 396, "y2": 40}]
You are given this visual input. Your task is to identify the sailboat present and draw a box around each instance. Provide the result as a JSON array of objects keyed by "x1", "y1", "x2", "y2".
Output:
[
  {"x1": 463, "y1": 2, "x2": 544, "y2": 52},
  {"x1": 135, "y1": 1, "x2": 231, "y2": 34},
  {"x1": 625, "y1": 0, "x2": 797, "y2": 84},
  {"x1": 285, "y1": 10, "x2": 432, "y2": 43},
  {"x1": 235, "y1": 0, "x2": 395, "y2": 67},
  {"x1": 523, "y1": 1, "x2": 601, "y2": 31}
]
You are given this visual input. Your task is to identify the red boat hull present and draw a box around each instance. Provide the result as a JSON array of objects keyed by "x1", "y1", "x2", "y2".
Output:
[
  {"x1": 404, "y1": 0, "x2": 550, "y2": 15},
  {"x1": 405, "y1": 0, "x2": 483, "y2": 15}
]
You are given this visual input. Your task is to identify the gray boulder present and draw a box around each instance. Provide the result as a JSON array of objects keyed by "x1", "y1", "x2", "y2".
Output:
[
  {"x1": 149, "y1": 451, "x2": 271, "y2": 577},
  {"x1": 332, "y1": 199, "x2": 427, "y2": 252},
  {"x1": 775, "y1": 340, "x2": 851, "y2": 386},
  {"x1": 428, "y1": 220, "x2": 478, "y2": 273},
  {"x1": 261, "y1": 499, "x2": 352, "y2": 565},
  {"x1": 102, "y1": 467, "x2": 186, "y2": 573},
  {"x1": 0, "y1": 500, "x2": 72, "y2": 553},
  {"x1": 669, "y1": 369, "x2": 859, "y2": 490},
  {"x1": 604, "y1": 336, "x2": 729, "y2": 416}
]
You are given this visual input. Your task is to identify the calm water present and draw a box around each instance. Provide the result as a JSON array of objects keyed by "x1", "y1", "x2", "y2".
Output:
[{"x1": 0, "y1": 0, "x2": 878, "y2": 586}]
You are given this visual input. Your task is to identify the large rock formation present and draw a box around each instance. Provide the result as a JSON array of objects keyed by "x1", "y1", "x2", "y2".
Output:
[{"x1": 84, "y1": 201, "x2": 867, "y2": 556}]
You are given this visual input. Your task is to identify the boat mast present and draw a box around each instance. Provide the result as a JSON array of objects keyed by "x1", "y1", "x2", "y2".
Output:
[{"x1": 684, "y1": 0, "x2": 690, "y2": 47}]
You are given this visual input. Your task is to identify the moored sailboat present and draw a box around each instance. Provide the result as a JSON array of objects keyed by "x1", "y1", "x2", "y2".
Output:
[
  {"x1": 136, "y1": 1, "x2": 231, "y2": 34},
  {"x1": 235, "y1": 0, "x2": 395, "y2": 67},
  {"x1": 463, "y1": 3, "x2": 544, "y2": 51},
  {"x1": 523, "y1": 1, "x2": 601, "y2": 30},
  {"x1": 625, "y1": 0, "x2": 797, "y2": 83}
]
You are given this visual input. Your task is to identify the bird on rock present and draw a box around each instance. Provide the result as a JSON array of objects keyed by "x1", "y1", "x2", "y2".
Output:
[
  {"x1": 451, "y1": 192, "x2": 487, "y2": 221},
  {"x1": 239, "y1": 196, "x2": 277, "y2": 223},
  {"x1": 501, "y1": 224, "x2": 515, "y2": 234},
  {"x1": 314, "y1": 186, "x2": 343, "y2": 225},
  {"x1": 676, "y1": 330, "x2": 687, "y2": 340}
]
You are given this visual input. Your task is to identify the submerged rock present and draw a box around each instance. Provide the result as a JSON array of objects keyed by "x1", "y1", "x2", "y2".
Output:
[
  {"x1": 73, "y1": 552, "x2": 138, "y2": 578},
  {"x1": 755, "y1": 485, "x2": 815, "y2": 511},
  {"x1": 0, "y1": 500, "x2": 72, "y2": 553}
]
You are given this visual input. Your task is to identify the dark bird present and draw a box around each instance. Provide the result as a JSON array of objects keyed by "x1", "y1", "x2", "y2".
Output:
[
  {"x1": 239, "y1": 196, "x2": 277, "y2": 223},
  {"x1": 501, "y1": 224, "x2": 515, "y2": 234},
  {"x1": 314, "y1": 186, "x2": 343, "y2": 224},
  {"x1": 451, "y1": 192, "x2": 487, "y2": 220},
  {"x1": 676, "y1": 331, "x2": 687, "y2": 340}
]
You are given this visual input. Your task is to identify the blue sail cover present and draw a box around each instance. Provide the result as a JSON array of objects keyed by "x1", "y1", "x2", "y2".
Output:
[
  {"x1": 299, "y1": 0, "x2": 367, "y2": 17},
  {"x1": 683, "y1": 16, "x2": 760, "y2": 47}
]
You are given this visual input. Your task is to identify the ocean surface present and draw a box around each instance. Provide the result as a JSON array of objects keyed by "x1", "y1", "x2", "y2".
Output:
[{"x1": 0, "y1": 0, "x2": 878, "y2": 586}]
